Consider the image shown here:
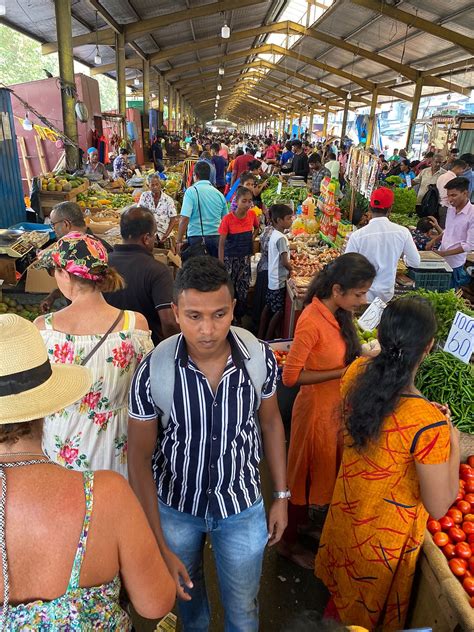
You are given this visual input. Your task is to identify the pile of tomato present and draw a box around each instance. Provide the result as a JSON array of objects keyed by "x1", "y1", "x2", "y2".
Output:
[
  {"x1": 427, "y1": 456, "x2": 474, "y2": 606},
  {"x1": 272, "y1": 349, "x2": 289, "y2": 367}
]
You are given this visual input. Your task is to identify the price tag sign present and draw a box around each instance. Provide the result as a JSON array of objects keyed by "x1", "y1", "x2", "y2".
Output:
[
  {"x1": 276, "y1": 181, "x2": 282, "y2": 195},
  {"x1": 357, "y1": 297, "x2": 387, "y2": 331},
  {"x1": 444, "y1": 311, "x2": 474, "y2": 363}
]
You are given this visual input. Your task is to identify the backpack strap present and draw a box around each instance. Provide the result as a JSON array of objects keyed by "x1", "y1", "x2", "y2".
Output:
[
  {"x1": 149, "y1": 333, "x2": 180, "y2": 428},
  {"x1": 230, "y1": 326, "x2": 268, "y2": 413}
]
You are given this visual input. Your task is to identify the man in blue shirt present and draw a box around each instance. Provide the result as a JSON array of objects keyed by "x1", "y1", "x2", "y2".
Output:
[
  {"x1": 210, "y1": 142, "x2": 228, "y2": 192},
  {"x1": 460, "y1": 153, "x2": 474, "y2": 201},
  {"x1": 176, "y1": 161, "x2": 228, "y2": 258}
]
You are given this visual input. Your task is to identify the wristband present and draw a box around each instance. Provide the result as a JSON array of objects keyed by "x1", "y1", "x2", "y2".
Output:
[{"x1": 273, "y1": 490, "x2": 291, "y2": 499}]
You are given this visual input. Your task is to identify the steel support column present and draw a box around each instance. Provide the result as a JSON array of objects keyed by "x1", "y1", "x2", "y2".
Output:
[
  {"x1": 54, "y1": 0, "x2": 79, "y2": 168},
  {"x1": 116, "y1": 32, "x2": 127, "y2": 139}
]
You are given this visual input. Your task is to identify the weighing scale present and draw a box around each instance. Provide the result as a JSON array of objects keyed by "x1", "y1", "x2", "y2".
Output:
[{"x1": 0, "y1": 230, "x2": 50, "y2": 258}]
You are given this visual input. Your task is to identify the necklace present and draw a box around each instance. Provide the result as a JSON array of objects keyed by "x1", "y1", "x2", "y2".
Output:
[{"x1": 0, "y1": 452, "x2": 48, "y2": 460}]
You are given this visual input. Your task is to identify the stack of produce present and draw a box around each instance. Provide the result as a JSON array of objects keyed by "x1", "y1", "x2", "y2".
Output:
[
  {"x1": 390, "y1": 212, "x2": 418, "y2": 228},
  {"x1": 416, "y1": 350, "x2": 473, "y2": 433},
  {"x1": 40, "y1": 172, "x2": 86, "y2": 192},
  {"x1": 272, "y1": 349, "x2": 289, "y2": 368},
  {"x1": 403, "y1": 289, "x2": 474, "y2": 342},
  {"x1": 290, "y1": 247, "x2": 339, "y2": 287},
  {"x1": 427, "y1": 457, "x2": 474, "y2": 606},
  {"x1": 0, "y1": 297, "x2": 43, "y2": 322},
  {"x1": 163, "y1": 172, "x2": 181, "y2": 199},
  {"x1": 77, "y1": 190, "x2": 134, "y2": 214},
  {"x1": 290, "y1": 217, "x2": 320, "y2": 236},
  {"x1": 261, "y1": 177, "x2": 308, "y2": 208}
]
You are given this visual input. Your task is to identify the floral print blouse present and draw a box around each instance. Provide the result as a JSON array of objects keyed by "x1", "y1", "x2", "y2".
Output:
[
  {"x1": 40, "y1": 311, "x2": 153, "y2": 477},
  {"x1": 3, "y1": 472, "x2": 131, "y2": 630},
  {"x1": 138, "y1": 190, "x2": 177, "y2": 240}
]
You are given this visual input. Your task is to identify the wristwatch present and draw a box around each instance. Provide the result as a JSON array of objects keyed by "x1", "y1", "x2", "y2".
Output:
[{"x1": 273, "y1": 490, "x2": 291, "y2": 499}]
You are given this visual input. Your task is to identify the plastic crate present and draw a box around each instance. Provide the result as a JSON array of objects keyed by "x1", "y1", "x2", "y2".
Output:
[{"x1": 407, "y1": 269, "x2": 451, "y2": 292}]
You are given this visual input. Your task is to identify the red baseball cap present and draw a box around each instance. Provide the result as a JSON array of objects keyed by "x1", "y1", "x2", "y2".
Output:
[{"x1": 370, "y1": 187, "x2": 394, "y2": 209}]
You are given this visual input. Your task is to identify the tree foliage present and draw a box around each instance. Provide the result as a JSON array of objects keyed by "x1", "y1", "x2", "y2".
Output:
[{"x1": 0, "y1": 24, "x2": 117, "y2": 111}]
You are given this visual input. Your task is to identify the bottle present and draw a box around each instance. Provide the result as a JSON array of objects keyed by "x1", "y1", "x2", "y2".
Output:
[{"x1": 302, "y1": 193, "x2": 315, "y2": 218}]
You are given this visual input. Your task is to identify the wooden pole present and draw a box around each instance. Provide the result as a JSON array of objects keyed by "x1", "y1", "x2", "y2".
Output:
[
  {"x1": 142, "y1": 59, "x2": 150, "y2": 117},
  {"x1": 322, "y1": 103, "x2": 329, "y2": 138},
  {"x1": 406, "y1": 77, "x2": 423, "y2": 152},
  {"x1": 53, "y1": 0, "x2": 79, "y2": 169},
  {"x1": 158, "y1": 75, "x2": 165, "y2": 129},
  {"x1": 366, "y1": 88, "x2": 378, "y2": 148},
  {"x1": 340, "y1": 99, "x2": 349, "y2": 143}
]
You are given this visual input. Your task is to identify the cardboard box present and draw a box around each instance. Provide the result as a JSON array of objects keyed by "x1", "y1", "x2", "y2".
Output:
[
  {"x1": 25, "y1": 266, "x2": 58, "y2": 293},
  {"x1": 153, "y1": 248, "x2": 169, "y2": 266},
  {"x1": 0, "y1": 257, "x2": 18, "y2": 285}
]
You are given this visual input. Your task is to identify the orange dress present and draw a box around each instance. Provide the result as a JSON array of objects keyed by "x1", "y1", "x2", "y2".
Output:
[
  {"x1": 283, "y1": 298, "x2": 347, "y2": 507},
  {"x1": 315, "y1": 357, "x2": 451, "y2": 631}
]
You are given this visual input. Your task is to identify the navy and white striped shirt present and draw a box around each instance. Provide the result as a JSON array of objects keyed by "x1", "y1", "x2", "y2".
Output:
[{"x1": 128, "y1": 329, "x2": 278, "y2": 519}]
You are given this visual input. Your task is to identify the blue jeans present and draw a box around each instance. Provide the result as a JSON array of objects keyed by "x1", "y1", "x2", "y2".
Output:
[
  {"x1": 187, "y1": 234, "x2": 220, "y2": 258},
  {"x1": 451, "y1": 265, "x2": 471, "y2": 289},
  {"x1": 159, "y1": 498, "x2": 268, "y2": 632}
]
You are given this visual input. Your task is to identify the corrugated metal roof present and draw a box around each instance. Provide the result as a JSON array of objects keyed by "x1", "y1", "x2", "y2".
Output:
[{"x1": 1, "y1": 0, "x2": 473, "y2": 121}]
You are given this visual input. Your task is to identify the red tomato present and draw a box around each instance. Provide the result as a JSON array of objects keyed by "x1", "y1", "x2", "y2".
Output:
[
  {"x1": 464, "y1": 493, "x2": 474, "y2": 506},
  {"x1": 460, "y1": 480, "x2": 466, "y2": 489},
  {"x1": 440, "y1": 515, "x2": 455, "y2": 530},
  {"x1": 433, "y1": 532, "x2": 450, "y2": 547},
  {"x1": 469, "y1": 558, "x2": 474, "y2": 573},
  {"x1": 468, "y1": 456, "x2": 474, "y2": 468},
  {"x1": 456, "y1": 490, "x2": 465, "y2": 502},
  {"x1": 460, "y1": 464, "x2": 472, "y2": 474},
  {"x1": 463, "y1": 522, "x2": 474, "y2": 535},
  {"x1": 449, "y1": 527, "x2": 467, "y2": 543},
  {"x1": 465, "y1": 514, "x2": 474, "y2": 522},
  {"x1": 463, "y1": 576, "x2": 474, "y2": 597},
  {"x1": 455, "y1": 542, "x2": 472, "y2": 559},
  {"x1": 427, "y1": 520, "x2": 442, "y2": 534},
  {"x1": 448, "y1": 508, "x2": 463, "y2": 525},
  {"x1": 458, "y1": 500, "x2": 472, "y2": 515},
  {"x1": 468, "y1": 534, "x2": 474, "y2": 544},
  {"x1": 466, "y1": 481, "x2": 474, "y2": 494},
  {"x1": 450, "y1": 558, "x2": 468, "y2": 576},
  {"x1": 462, "y1": 469, "x2": 474, "y2": 483},
  {"x1": 443, "y1": 543, "x2": 457, "y2": 560}
]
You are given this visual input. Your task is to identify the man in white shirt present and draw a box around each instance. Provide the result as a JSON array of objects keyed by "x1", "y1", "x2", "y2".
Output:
[
  {"x1": 345, "y1": 187, "x2": 421, "y2": 303},
  {"x1": 325, "y1": 152, "x2": 340, "y2": 180},
  {"x1": 436, "y1": 159, "x2": 468, "y2": 227}
]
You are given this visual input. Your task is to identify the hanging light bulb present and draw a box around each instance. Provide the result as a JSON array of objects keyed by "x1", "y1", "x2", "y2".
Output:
[
  {"x1": 134, "y1": 75, "x2": 140, "y2": 86},
  {"x1": 221, "y1": 23, "x2": 230, "y2": 39},
  {"x1": 396, "y1": 74, "x2": 403, "y2": 85},
  {"x1": 94, "y1": 48, "x2": 102, "y2": 65},
  {"x1": 151, "y1": 93, "x2": 156, "y2": 98},
  {"x1": 219, "y1": 66, "x2": 225, "y2": 76},
  {"x1": 217, "y1": 84, "x2": 222, "y2": 91},
  {"x1": 446, "y1": 93, "x2": 452, "y2": 102},
  {"x1": 216, "y1": 94, "x2": 220, "y2": 100},
  {"x1": 347, "y1": 91, "x2": 352, "y2": 101},
  {"x1": 22, "y1": 112, "x2": 33, "y2": 131}
]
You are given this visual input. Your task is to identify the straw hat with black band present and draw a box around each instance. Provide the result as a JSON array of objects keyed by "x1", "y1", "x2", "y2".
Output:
[{"x1": 0, "y1": 314, "x2": 92, "y2": 425}]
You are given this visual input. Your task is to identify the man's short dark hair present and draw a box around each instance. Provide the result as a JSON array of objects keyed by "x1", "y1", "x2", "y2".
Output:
[
  {"x1": 270, "y1": 203, "x2": 293, "y2": 222},
  {"x1": 308, "y1": 153, "x2": 322, "y2": 165},
  {"x1": 120, "y1": 206, "x2": 155, "y2": 240},
  {"x1": 119, "y1": 148, "x2": 129, "y2": 155},
  {"x1": 291, "y1": 140, "x2": 302, "y2": 148},
  {"x1": 248, "y1": 159, "x2": 261, "y2": 171},
  {"x1": 444, "y1": 176, "x2": 469, "y2": 193},
  {"x1": 450, "y1": 147, "x2": 459, "y2": 155},
  {"x1": 460, "y1": 153, "x2": 473, "y2": 167},
  {"x1": 210, "y1": 142, "x2": 220, "y2": 152},
  {"x1": 240, "y1": 171, "x2": 257, "y2": 184},
  {"x1": 52, "y1": 201, "x2": 85, "y2": 227},
  {"x1": 173, "y1": 256, "x2": 234, "y2": 302},
  {"x1": 451, "y1": 159, "x2": 468, "y2": 171},
  {"x1": 194, "y1": 161, "x2": 211, "y2": 180},
  {"x1": 328, "y1": 152, "x2": 336, "y2": 160},
  {"x1": 425, "y1": 151, "x2": 435, "y2": 159}
]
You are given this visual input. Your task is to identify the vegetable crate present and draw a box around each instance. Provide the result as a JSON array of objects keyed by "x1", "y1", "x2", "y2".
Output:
[{"x1": 408, "y1": 269, "x2": 452, "y2": 292}]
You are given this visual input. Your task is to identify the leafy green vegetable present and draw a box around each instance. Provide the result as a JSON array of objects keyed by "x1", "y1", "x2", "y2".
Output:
[
  {"x1": 390, "y1": 213, "x2": 418, "y2": 228},
  {"x1": 402, "y1": 289, "x2": 474, "y2": 342},
  {"x1": 415, "y1": 351, "x2": 474, "y2": 433},
  {"x1": 392, "y1": 187, "x2": 417, "y2": 215},
  {"x1": 385, "y1": 175, "x2": 403, "y2": 186},
  {"x1": 261, "y1": 184, "x2": 307, "y2": 207}
]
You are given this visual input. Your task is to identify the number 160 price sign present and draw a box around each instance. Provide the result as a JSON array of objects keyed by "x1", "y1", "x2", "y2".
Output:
[{"x1": 444, "y1": 311, "x2": 474, "y2": 364}]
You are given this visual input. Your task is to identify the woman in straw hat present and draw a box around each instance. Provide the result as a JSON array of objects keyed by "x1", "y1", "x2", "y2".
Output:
[
  {"x1": 35, "y1": 232, "x2": 153, "y2": 477},
  {"x1": 0, "y1": 314, "x2": 175, "y2": 629}
]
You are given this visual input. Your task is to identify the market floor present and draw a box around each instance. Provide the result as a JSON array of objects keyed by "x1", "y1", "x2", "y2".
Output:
[{"x1": 132, "y1": 462, "x2": 329, "y2": 632}]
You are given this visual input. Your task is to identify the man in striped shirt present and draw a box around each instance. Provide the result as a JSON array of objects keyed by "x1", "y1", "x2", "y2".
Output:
[{"x1": 128, "y1": 257, "x2": 288, "y2": 631}]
